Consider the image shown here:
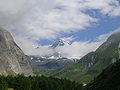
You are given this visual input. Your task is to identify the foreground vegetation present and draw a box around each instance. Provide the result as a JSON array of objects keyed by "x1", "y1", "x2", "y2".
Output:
[
  {"x1": 0, "y1": 60, "x2": 120, "y2": 90},
  {"x1": 0, "y1": 75, "x2": 83, "y2": 90},
  {"x1": 86, "y1": 60, "x2": 120, "y2": 90}
]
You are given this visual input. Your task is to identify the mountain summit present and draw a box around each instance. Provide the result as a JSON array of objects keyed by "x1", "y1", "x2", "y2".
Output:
[{"x1": 51, "y1": 38, "x2": 69, "y2": 49}]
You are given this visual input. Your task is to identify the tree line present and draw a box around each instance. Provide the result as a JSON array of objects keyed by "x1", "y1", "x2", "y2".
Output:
[{"x1": 0, "y1": 75, "x2": 84, "y2": 90}]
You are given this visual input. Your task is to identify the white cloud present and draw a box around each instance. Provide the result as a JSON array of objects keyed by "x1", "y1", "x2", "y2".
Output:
[
  {"x1": 0, "y1": 0, "x2": 120, "y2": 57},
  {"x1": 12, "y1": 34, "x2": 54, "y2": 56},
  {"x1": 61, "y1": 36, "x2": 76, "y2": 43},
  {"x1": 13, "y1": 35, "x2": 103, "y2": 58},
  {"x1": 6, "y1": 0, "x2": 119, "y2": 41},
  {"x1": 79, "y1": 0, "x2": 120, "y2": 16},
  {"x1": 97, "y1": 33, "x2": 111, "y2": 42},
  {"x1": 0, "y1": 0, "x2": 33, "y2": 25},
  {"x1": 6, "y1": 0, "x2": 99, "y2": 41},
  {"x1": 0, "y1": 0, "x2": 54, "y2": 26},
  {"x1": 55, "y1": 41, "x2": 102, "y2": 59},
  {"x1": 109, "y1": 6, "x2": 120, "y2": 16},
  {"x1": 97, "y1": 27, "x2": 120, "y2": 42},
  {"x1": 12, "y1": 35, "x2": 105, "y2": 59}
]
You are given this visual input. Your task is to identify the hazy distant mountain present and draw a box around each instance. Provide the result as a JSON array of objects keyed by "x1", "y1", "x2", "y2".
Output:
[{"x1": 0, "y1": 27, "x2": 33, "y2": 76}]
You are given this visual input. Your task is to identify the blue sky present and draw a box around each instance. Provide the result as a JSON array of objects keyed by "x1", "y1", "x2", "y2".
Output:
[
  {"x1": 70, "y1": 13, "x2": 120, "y2": 42},
  {"x1": 0, "y1": 0, "x2": 120, "y2": 57},
  {"x1": 39, "y1": 9, "x2": 120, "y2": 45}
]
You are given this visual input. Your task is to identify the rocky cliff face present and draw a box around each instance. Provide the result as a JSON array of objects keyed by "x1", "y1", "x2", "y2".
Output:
[{"x1": 0, "y1": 27, "x2": 33, "y2": 76}]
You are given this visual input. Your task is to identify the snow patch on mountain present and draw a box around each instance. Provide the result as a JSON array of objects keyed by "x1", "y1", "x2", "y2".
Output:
[{"x1": 51, "y1": 38, "x2": 70, "y2": 48}]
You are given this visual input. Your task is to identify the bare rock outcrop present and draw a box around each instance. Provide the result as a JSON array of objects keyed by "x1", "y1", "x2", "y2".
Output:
[{"x1": 0, "y1": 27, "x2": 33, "y2": 76}]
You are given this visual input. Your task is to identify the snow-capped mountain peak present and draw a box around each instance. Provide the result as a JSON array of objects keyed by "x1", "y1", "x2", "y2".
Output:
[{"x1": 51, "y1": 38, "x2": 69, "y2": 48}]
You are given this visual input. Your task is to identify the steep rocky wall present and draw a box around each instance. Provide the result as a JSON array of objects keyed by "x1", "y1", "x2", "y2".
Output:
[{"x1": 0, "y1": 27, "x2": 33, "y2": 76}]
